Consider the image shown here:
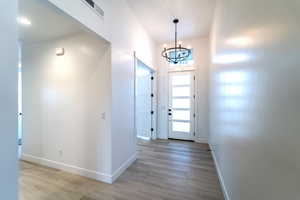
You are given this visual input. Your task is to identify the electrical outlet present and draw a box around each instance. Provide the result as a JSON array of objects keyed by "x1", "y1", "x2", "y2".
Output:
[{"x1": 59, "y1": 150, "x2": 63, "y2": 156}]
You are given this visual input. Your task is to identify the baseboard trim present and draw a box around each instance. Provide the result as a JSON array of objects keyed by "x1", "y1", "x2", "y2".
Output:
[
  {"x1": 195, "y1": 137, "x2": 209, "y2": 144},
  {"x1": 137, "y1": 135, "x2": 151, "y2": 141},
  {"x1": 21, "y1": 152, "x2": 137, "y2": 184},
  {"x1": 209, "y1": 144, "x2": 230, "y2": 200},
  {"x1": 21, "y1": 154, "x2": 112, "y2": 184},
  {"x1": 111, "y1": 152, "x2": 137, "y2": 183}
]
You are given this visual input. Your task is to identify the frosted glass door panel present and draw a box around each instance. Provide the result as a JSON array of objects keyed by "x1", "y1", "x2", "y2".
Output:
[
  {"x1": 173, "y1": 122, "x2": 190, "y2": 132},
  {"x1": 172, "y1": 87, "x2": 191, "y2": 97},
  {"x1": 172, "y1": 99, "x2": 190, "y2": 109},
  {"x1": 173, "y1": 110, "x2": 190, "y2": 121},
  {"x1": 172, "y1": 75, "x2": 191, "y2": 85}
]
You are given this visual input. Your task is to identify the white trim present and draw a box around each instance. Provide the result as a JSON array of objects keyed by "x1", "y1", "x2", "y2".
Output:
[
  {"x1": 137, "y1": 135, "x2": 151, "y2": 141},
  {"x1": 209, "y1": 144, "x2": 230, "y2": 200},
  {"x1": 157, "y1": 135, "x2": 168, "y2": 140},
  {"x1": 21, "y1": 154, "x2": 112, "y2": 183},
  {"x1": 195, "y1": 137, "x2": 208, "y2": 144},
  {"x1": 110, "y1": 153, "x2": 137, "y2": 183},
  {"x1": 21, "y1": 153, "x2": 137, "y2": 184},
  {"x1": 134, "y1": 52, "x2": 137, "y2": 147},
  {"x1": 135, "y1": 54, "x2": 156, "y2": 72},
  {"x1": 168, "y1": 67, "x2": 196, "y2": 73}
]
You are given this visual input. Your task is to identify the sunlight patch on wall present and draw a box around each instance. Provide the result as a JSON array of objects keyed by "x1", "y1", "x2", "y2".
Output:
[{"x1": 213, "y1": 53, "x2": 251, "y2": 64}]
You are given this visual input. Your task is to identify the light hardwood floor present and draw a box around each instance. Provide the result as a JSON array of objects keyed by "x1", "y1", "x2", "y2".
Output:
[{"x1": 20, "y1": 139, "x2": 224, "y2": 200}]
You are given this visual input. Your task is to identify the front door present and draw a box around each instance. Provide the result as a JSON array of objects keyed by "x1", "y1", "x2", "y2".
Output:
[{"x1": 168, "y1": 71, "x2": 195, "y2": 140}]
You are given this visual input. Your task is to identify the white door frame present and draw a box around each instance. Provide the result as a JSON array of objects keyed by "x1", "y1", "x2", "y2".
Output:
[
  {"x1": 18, "y1": 45, "x2": 23, "y2": 158},
  {"x1": 168, "y1": 70, "x2": 196, "y2": 141}
]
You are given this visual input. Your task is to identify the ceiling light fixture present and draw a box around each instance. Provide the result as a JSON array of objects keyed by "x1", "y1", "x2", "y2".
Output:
[
  {"x1": 17, "y1": 17, "x2": 31, "y2": 26},
  {"x1": 161, "y1": 19, "x2": 191, "y2": 64}
]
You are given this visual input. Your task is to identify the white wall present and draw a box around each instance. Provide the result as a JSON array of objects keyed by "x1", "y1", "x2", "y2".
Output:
[
  {"x1": 22, "y1": 32, "x2": 112, "y2": 181},
  {"x1": 210, "y1": 0, "x2": 300, "y2": 199},
  {"x1": 0, "y1": 1, "x2": 18, "y2": 199},
  {"x1": 157, "y1": 37, "x2": 210, "y2": 142},
  {"x1": 105, "y1": 0, "x2": 156, "y2": 176},
  {"x1": 23, "y1": 0, "x2": 156, "y2": 181}
]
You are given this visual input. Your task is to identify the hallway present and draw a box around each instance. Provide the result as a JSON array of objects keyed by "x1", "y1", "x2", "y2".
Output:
[{"x1": 20, "y1": 140, "x2": 224, "y2": 200}]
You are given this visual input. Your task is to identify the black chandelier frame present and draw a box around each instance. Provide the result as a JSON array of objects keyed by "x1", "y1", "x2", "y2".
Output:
[{"x1": 161, "y1": 19, "x2": 191, "y2": 64}]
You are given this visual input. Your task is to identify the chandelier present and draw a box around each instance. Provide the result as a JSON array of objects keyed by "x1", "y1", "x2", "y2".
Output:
[{"x1": 161, "y1": 19, "x2": 191, "y2": 64}]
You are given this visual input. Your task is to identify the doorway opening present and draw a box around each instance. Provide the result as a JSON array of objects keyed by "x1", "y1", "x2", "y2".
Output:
[
  {"x1": 18, "y1": 0, "x2": 112, "y2": 193},
  {"x1": 168, "y1": 71, "x2": 195, "y2": 141},
  {"x1": 135, "y1": 57, "x2": 156, "y2": 141}
]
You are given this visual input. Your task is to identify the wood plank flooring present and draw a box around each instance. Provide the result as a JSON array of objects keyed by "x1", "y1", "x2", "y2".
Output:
[{"x1": 20, "y1": 139, "x2": 224, "y2": 200}]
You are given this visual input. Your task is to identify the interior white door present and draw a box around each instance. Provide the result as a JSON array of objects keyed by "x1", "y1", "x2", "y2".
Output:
[
  {"x1": 136, "y1": 61, "x2": 152, "y2": 140},
  {"x1": 168, "y1": 71, "x2": 195, "y2": 140}
]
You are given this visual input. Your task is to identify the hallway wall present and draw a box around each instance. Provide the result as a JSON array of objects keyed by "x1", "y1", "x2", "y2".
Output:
[
  {"x1": 210, "y1": 0, "x2": 300, "y2": 199},
  {"x1": 157, "y1": 37, "x2": 210, "y2": 142},
  {"x1": 22, "y1": 32, "x2": 112, "y2": 181},
  {"x1": 0, "y1": 1, "x2": 18, "y2": 199},
  {"x1": 108, "y1": 0, "x2": 156, "y2": 177},
  {"x1": 42, "y1": 0, "x2": 156, "y2": 180}
]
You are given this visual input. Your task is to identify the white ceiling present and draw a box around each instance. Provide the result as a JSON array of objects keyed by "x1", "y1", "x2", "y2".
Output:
[
  {"x1": 126, "y1": 0, "x2": 216, "y2": 43},
  {"x1": 18, "y1": 0, "x2": 84, "y2": 43}
]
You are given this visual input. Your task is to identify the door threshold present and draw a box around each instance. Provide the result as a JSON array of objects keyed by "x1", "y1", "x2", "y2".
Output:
[{"x1": 168, "y1": 138, "x2": 195, "y2": 142}]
